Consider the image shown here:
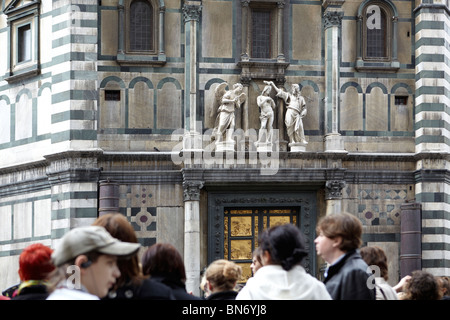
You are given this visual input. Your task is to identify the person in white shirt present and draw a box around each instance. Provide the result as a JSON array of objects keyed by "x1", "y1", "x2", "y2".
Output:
[
  {"x1": 46, "y1": 225, "x2": 140, "y2": 300},
  {"x1": 360, "y1": 246, "x2": 398, "y2": 300},
  {"x1": 236, "y1": 223, "x2": 331, "y2": 300}
]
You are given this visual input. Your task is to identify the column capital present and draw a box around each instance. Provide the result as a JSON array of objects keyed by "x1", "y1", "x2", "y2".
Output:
[
  {"x1": 325, "y1": 180, "x2": 346, "y2": 200},
  {"x1": 323, "y1": 10, "x2": 344, "y2": 29},
  {"x1": 183, "y1": 3, "x2": 202, "y2": 22},
  {"x1": 183, "y1": 180, "x2": 204, "y2": 201}
]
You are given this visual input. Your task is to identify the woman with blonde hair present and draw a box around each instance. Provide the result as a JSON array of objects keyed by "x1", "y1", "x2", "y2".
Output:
[{"x1": 205, "y1": 259, "x2": 242, "y2": 300}]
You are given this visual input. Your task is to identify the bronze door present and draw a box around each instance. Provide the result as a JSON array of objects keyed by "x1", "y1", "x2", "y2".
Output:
[
  {"x1": 224, "y1": 207, "x2": 299, "y2": 282},
  {"x1": 208, "y1": 191, "x2": 317, "y2": 282}
]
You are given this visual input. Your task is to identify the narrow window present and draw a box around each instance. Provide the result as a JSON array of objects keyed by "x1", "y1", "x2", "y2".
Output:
[
  {"x1": 18, "y1": 24, "x2": 32, "y2": 63},
  {"x1": 129, "y1": 0, "x2": 153, "y2": 52},
  {"x1": 365, "y1": 7, "x2": 387, "y2": 59},
  {"x1": 252, "y1": 9, "x2": 271, "y2": 59}
]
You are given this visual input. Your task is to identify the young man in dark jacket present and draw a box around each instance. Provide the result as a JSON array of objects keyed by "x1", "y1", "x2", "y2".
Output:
[{"x1": 315, "y1": 212, "x2": 375, "y2": 300}]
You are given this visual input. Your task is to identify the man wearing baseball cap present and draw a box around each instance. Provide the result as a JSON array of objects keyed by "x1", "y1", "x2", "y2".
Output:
[{"x1": 46, "y1": 225, "x2": 140, "y2": 300}]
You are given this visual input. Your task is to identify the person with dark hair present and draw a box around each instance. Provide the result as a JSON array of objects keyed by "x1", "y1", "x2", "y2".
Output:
[
  {"x1": 236, "y1": 223, "x2": 331, "y2": 300},
  {"x1": 315, "y1": 212, "x2": 375, "y2": 300},
  {"x1": 360, "y1": 246, "x2": 398, "y2": 300},
  {"x1": 92, "y1": 213, "x2": 175, "y2": 300},
  {"x1": 400, "y1": 270, "x2": 442, "y2": 300},
  {"x1": 11, "y1": 243, "x2": 55, "y2": 300},
  {"x1": 141, "y1": 242, "x2": 201, "y2": 300},
  {"x1": 204, "y1": 259, "x2": 242, "y2": 300}
]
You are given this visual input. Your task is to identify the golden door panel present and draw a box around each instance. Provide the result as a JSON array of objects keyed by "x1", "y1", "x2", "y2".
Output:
[{"x1": 224, "y1": 207, "x2": 299, "y2": 283}]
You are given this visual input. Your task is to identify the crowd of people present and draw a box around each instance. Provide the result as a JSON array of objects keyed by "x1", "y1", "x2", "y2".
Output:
[{"x1": 1, "y1": 212, "x2": 449, "y2": 301}]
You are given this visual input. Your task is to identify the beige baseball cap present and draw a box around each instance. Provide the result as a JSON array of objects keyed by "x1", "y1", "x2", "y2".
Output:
[{"x1": 52, "y1": 225, "x2": 141, "y2": 267}]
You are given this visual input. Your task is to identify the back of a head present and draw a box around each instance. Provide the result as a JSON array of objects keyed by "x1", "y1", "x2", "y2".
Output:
[
  {"x1": 406, "y1": 270, "x2": 442, "y2": 300},
  {"x1": 360, "y1": 246, "x2": 389, "y2": 280},
  {"x1": 205, "y1": 259, "x2": 242, "y2": 292},
  {"x1": 316, "y1": 212, "x2": 362, "y2": 252},
  {"x1": 259, "y1": 223, "x2": 308, "y2": 271},
  {"x1": 19, "y1": 243, "x2": 55, "y2": 281},
  {"x1": 92, "y1": 214, "x2": 141, "y2": 286},
  {"x1": 93, "y1": 213, "x2": 138, "y2": 244},
  {"x1": 141, "y1": 243, "x2": 186, "y2": 282}
]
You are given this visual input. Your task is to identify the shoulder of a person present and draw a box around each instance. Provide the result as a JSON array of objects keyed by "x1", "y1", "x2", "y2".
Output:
[{"x1": 47, "y1": 288, "x2": 99, "y2": 300}]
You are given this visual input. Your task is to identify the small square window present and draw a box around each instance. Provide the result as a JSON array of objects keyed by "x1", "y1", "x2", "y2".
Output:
[
  {"x1": 105, "y1": 90, "x2": 121, "y2": 101},
  {"x1": 395, "y1": 96, "x2": 408, "y2": 106}
]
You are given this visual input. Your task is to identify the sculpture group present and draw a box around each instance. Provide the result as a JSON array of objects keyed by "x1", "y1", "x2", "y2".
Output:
[{"x1": 212, "y1": 80, "x2": 308, "y2": 152}]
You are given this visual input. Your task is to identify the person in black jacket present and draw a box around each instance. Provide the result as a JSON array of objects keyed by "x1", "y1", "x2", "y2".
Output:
[
  {"x1": 141, "y1": 242, "x2": 201, "y2": 300},
  {"x1": 314, "y1": 212, "x2": 375, "y2": 300}
]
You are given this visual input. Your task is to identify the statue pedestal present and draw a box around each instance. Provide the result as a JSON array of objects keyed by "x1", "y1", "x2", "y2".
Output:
[
  {"x1": 215, "y1": 141, "x2": 235, "y2": 152},
  {"x1": 289, "y1": 142, "x2": 307, "y2": 152},
  {"x1": 255, "y1": 142, "x2": 272, "y2": 152}
]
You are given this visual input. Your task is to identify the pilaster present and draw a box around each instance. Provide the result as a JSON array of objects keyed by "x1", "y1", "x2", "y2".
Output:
[
  {"x1": 182, "y1": 179, "x2": 204, "y2": 296},
  {"x1": 323, "y1": 0, "x2": 346, "y2": 153}
]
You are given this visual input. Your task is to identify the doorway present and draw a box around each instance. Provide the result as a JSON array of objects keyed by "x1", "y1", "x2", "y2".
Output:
[{"x1": 207, "y1": 191, "x2": 317, "y2": 282}]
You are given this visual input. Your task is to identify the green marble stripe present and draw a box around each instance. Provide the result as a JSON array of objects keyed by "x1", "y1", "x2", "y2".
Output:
[
  {"x1": 51, "y1": 207, "x2": 98, "y2": 219},
  {"x1": 52, "y1": 110, "x2": 95, "y2": 124},
  {"x1": 52, "y1": 89, "x2": 97, "y2": 104},
  {"x1": 415, "y1": 119, "x2": 450, "y2": 131},
  {"x1": 421, "y1": 259, "x2": 450, "y2": 269},
  {"x1": 51, "y1": 191, "x2": 98, "y2": 202},
  {"x1": 415, "y1": 134, "x2": 450, "y2": 145},
  {"x1": 415, "y1": 102, "x2": 450, "y2": 113},
  {"x1": 52, "y1": 34, "x2": 98, "y2": 48},
  {"x1": 421, "y1": 210, "x2": 450, "y2": 220},
  {"x1": 52, "y1": 70, "x2": 98, "y2": 85},
  {"x1": 51, "y1": 129, "x2": 97, "y2": 143},
  {"x1": 52, "y1": 19, "x2": 97, "y2": 32}
]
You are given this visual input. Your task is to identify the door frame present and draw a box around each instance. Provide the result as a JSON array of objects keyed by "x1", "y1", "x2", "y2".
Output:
[{"x1": 207, "y1": 190, "x2": 317, "y2": 276}]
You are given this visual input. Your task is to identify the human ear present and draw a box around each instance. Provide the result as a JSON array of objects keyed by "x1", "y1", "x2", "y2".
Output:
[
  {"x1": 262, "y1": 250, "x2": 272, "y2": 265},
  {"x1": 74, "y1": 255, "x2": 90, "y2": 269},
  {"x1": 332, "y1": 236, "x2": 343, "y2": 248}
]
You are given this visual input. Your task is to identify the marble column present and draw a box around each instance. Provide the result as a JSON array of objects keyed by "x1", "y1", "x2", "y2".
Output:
[
  {"x1": 323, "y1": 3, "x2": 346, "y2": 153},
  {"x1": 182, "y1": 180, "x2": 203, "y2": 296},
  {"x1": 182, "y1": 2, "x2": 202, "y2": 134}
]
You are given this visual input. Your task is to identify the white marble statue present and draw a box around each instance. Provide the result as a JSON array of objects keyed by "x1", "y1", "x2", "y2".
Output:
[
  {"x1": 256, "y1": 83, "x2": 276, "y2": 145},
  {"x1": 212, "y1": 82, "x2": 246, "y2": 145},
  {"x1": 265, "y1": 81, "x2": 307, "y2": 146}
]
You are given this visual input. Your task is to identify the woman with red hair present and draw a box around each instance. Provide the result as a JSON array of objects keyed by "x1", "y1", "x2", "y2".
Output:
[{"x1": 12, "y1": 243, "x2": 55, "y2": 300}]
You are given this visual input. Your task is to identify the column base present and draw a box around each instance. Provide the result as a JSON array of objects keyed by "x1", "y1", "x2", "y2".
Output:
[
  {"x1": 324, "y1": 134, "x2": 347, "y2": 153},
  {"x1": 289, "y1": 142, "x2": 307, "y2": 152},
  {"x1": 215, "y1": 140, "x2": 235, "y2": 152},
  {"x1": 255, "y1": 141, "x2": 273, "y2": 152}
]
